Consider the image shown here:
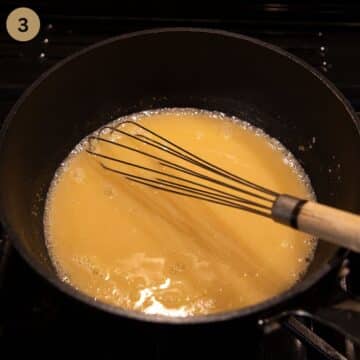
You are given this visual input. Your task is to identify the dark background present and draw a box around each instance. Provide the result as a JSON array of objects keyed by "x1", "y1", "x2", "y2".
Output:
[{"x1": 1, "y1": 1, "x2": 360, "y2": 123}]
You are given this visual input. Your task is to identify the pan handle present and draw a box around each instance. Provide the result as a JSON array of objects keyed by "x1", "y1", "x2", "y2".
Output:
[
  {"x1": 259, "y1": 313, "x2": 351, "y2": 360},
  {"x1": 259, "y1": 254, "x2": 360, "y2": 358},
  {"x1": 259, "y1": 304, "x2": 360, "y2": 345}
]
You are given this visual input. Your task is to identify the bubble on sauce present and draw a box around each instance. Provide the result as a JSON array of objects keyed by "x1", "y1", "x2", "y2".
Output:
[
  {"x1": 303, "y1": 237, "x2": 316, "y2": 246},
  {"x1": 224, "y1": 153, "x2": 238, "y2": 162},
  {"x1": 99, "y1": 127, "x2": 111, "y2": 136},
  {"x1": 281, "y1": 237, "x2": 297, "y2": 249},
  {"x1": 104, "y1": 184, "x2": 117, "y2": 199},
  {"x1": 281, "y1": 240, "x2": 290, "y2": 248},
  {"x1": 72, "y1": 255, "x2": 110, "y2": 280},
  {"x1": 109, "y1": 131, "x2": 122, "y2": 142},
  {"x1": 111, "y1": 288, "x2": 120, "y2": 296},
  {"x1": 169, "y1": 262, "x2": 186, "y2": 275},
  {"x1": 222, "y1": 122, "x2": 233, "y2": 140},
  {"x1": 71, "y1": 167, "x2": 86, "y2": 183},
  {"x1": 196, "y1": 131, "x2": 204, "y2": 140},
  {"x1": 62, "y1": 275, "x2": 70, "y2": 283}
]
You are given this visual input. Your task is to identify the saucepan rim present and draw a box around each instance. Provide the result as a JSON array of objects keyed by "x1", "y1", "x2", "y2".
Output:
[{"x1": 0, "y1": 28, "x2": 358, "y2": 324}]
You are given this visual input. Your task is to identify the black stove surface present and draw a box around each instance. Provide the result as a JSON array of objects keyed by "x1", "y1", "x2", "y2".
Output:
[{"x1": 0, "y1": 2, "x2": 359, "y2": 358}]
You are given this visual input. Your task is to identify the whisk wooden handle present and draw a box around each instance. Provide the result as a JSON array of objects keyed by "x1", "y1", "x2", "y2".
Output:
[{"x1": 272, "y1": 195, "x2": 360, "y2": 253}]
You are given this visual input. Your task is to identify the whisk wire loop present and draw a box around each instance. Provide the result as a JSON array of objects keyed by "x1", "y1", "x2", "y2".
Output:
[{"x1": 87, "y1": 121, "x2": 279, "y2": 217}]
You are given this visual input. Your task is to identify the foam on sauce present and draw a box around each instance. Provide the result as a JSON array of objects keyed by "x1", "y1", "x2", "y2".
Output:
[{"x1": 44, "y1": 108, "x2": 316, "y2": 317}]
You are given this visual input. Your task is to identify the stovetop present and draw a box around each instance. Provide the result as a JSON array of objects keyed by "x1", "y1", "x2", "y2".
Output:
[{"x1": 0, "y1": 2, "x2": 359, "y2": 358}]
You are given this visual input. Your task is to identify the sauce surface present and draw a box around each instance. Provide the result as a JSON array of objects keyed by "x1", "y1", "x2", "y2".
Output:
[{"x1": 45, "y1": 109, "x2": 316, "y2": 316}]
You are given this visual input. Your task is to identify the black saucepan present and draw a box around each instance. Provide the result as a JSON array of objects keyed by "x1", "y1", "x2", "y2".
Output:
[{"x1": 0, "y1": 29, "x2": 359, "y2": 346}]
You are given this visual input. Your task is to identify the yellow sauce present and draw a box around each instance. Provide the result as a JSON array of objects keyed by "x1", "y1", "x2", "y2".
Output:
[{"x1": 45, "y1": 109, "x2": 316, "y2": 317}]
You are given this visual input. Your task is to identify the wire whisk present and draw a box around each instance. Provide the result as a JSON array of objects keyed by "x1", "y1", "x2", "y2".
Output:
[{"x1": 87, "y1": 120, "x2": 360, "y2": 253}]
